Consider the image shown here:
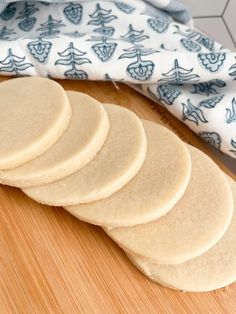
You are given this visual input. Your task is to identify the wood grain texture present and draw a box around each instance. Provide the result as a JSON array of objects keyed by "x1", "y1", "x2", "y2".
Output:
[{"x1": 0, "y1": 76, "x2": 235, "y2": 313}]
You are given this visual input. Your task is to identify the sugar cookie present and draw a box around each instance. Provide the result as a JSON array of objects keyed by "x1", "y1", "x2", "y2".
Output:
[
  {"x1": 23, "y1": 104, "x2": 147, "y2": 206},
  {"x1": 0, "y1": 91, "x2": 109, "y2": 187},
  {"x1": 65, "y1": 120, "x2": 191, "y2": 227},
  {"x1": 106, "y1": 145, "x2": 233, "y2": 264},
  {"x1": 0, "y1": 77, "x2": 71, "y2": 169},
  {"x1": 127, "y1": 177, "x2": 236, "y2": 292}
]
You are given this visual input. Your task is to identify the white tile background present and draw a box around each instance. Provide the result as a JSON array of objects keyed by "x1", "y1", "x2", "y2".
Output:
[{"x1": 181, "y1": 0, "x2": 236, "y2": 51}]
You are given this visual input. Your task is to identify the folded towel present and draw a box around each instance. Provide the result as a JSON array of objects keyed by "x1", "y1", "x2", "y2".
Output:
[{"x1": 0, "y1": 1, "x2": 235, "y2": 159}]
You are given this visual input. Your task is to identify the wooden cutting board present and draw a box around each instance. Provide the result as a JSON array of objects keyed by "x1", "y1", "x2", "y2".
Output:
[{"x1": 0, "y1": 76, "x2": 235, "y2": 314}]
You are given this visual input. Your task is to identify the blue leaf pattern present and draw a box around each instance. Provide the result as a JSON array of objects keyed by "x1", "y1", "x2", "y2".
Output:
[
  {"x1": 119, "y1": 46, "x2": 157, "y2": 80},
  {"x1": 27, "y1": 38, "x2": 52, "y2": 63},
  {"x1": 174, "y1": 27, "x2": 214, "y2": 51},
  {"x1": 199, "y1": 132, "x2": 222, "y2": 149},
  {"x1": 90, "y1": 36, "x2": 117, "y2": 62},
  {"x1": 16, "y1": 2, "x2": 39, "y2": 32},
  {"x1": 180, "y1": 38, "x2": 201, "y2": 52},
  {"x1": 182, "y1": 96, "x2": 223, "y2": 125},
  {"x1": 55, "y1": 42, "x2": 91, "y2": 79},
  {"x1": 118, "y1": 24, "x2": 157, "y2": 81},
  {"x1": 198, "y1": 53, "x2": 226, "y2": 72},
  {"x1": 159, "y1": 59, "x2": 199, "y2": 84},
  {"x1": 0, "y1": 48, "x2": 33, "y2": 74},
  {"x1": 182, "y1": 99, "x2": 208, "y2": 125},
  {"x1": 147, "y1": 17, "x2": 169, "y2": 33},
  {"x1": 120, "y1": 24, "x2": 149, "y2": 44},
  {"x1": 157, "y1": 84, "x2": 181, "y2": 105},
  {"x1": 127, "y1": 59, "x2": 154, "y2": 80},
  {"x1": 191, "y1": 79, "x2": 226, "y2": 96},
  {"x1": 88, "y1": 3, "x2": 117, "y2": 36},
  {"x1": 37, "y1": 14, "x2": 65, "y2": 37},
  {"x1": 0, "y1": 3, "x2": 16, "y2": 21},
  {"x1": 115, "y1": 2, "x2": 135, "y2": 14},
  {"x1": 225, "y1": 98, "x2": 236, "y2": 124},
  {"x1": 0, "y1": 26, "x2": 16, "y2": 40},
  {"x1": 198, "y1": 95, "x2": 224, "y2": 108},
  {"x1": 63, "y1": 2, "x2": 83, "y2": 25}
]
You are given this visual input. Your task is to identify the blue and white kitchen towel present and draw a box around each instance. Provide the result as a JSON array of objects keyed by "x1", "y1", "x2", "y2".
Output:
[{"x1": 0, "y1": 0, "x2": 235, "y2": 159}]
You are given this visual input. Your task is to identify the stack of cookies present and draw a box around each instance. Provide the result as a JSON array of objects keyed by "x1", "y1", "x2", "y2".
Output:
[{"x1": 0, "y1": 77, "x2": 235, "y2": 292}]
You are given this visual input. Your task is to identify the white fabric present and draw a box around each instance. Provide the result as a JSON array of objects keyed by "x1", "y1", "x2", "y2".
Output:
[{"x1": 0, "y1": 0, "x2": 235, "y2": 158}]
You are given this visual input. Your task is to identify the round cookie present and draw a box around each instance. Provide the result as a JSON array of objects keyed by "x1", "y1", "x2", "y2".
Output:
[
  {"x1": 23, "y1": 104, "x2": 147, "y2": 206},
  {"x1": 106, "y1": 145, "x2": 233, "y2": 264},
  {"x1": 127, "y1": 176, "x2": 236, "y2": 292},
  {"x1": 65, "y1": 120, "x2": 191, "y2": 227},
  {"x1": 0, "y1": 91, "x2": 109, "y2": 188},
  {"x1": 0, "y1": 77, "x2": 71, "y2": 170}
]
